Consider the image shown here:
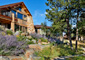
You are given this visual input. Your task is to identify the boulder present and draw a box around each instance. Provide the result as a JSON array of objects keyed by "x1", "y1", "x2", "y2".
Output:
[
  {"x1": 32, "y1": 40, "x2": 36, "y2": 43},
  {"x1": 21, "y1": 33, "x2": 26, "y2": 36},
  {"x1": 27, "y1": 36, "x2": 32, "y2": 39},
  {"x1": 38, "y1": 39, "x2": 42, "y2": 45},
  {"x1": 14, "y1": 31, "x2": 20, "y2": 36}
]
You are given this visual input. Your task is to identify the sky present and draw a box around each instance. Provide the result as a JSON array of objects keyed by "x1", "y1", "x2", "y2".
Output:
[{"x1": 0, "y1": 0, "x2": 52, "y2": 26}]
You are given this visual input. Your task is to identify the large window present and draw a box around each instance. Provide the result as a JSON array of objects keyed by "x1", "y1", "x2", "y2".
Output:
[
  {"x1": 1, "y1": 11, "x2": 11, "y2": 17},
  {"x1": 11, "y1": 10, "x2": 16, "y2": 17},
  {"x1": 17, "y1": 13, "x2": 23, "y2": 20}
]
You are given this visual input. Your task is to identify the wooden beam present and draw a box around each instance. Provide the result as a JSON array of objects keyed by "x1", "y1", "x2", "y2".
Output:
[{"x1": 12, "y1": 8, "x2": 28, "y2": 16}]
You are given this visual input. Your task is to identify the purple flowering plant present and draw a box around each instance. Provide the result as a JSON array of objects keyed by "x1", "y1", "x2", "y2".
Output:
[{"x1": 0, "y1": 34, "x2": 28, "y2": 56}]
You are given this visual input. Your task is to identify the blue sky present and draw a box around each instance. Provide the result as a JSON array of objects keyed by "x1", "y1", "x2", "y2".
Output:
[{"x1": 0, "y1": 0, "x2": 52, "y2": 26}]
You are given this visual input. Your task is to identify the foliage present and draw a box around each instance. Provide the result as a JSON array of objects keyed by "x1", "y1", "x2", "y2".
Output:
[
  {"x1": 6, "y1": 30, "x2": 13, "y2": 35},
  {"x1": 45, "y1": 0, "x2": 74, "y2": 48},
  {"x1": 26, "y1": 41, "x2": 34, "y2": 44},
  {"x1": 17, "y1": 35, "x2": 35, "y2": 44},
  {"x1": 41, "y1": 22, "x2": 48, "y2": 33},
  {"x1": 1, "y1": 32, "x2": 6, "y2": 36},
  {"x1": 0, "y1": 34, "x2": 28, "y2": 56},
  {"x1": 34, "y1": 46, "x2": 60, "y2": 59},
  {"x1": 40, "y1": 38, "x2": 48, "y2": 42},
  {"x1": 78, "y1": 20, "x2": 85, "y2": 36},
  {"x1": 34, "y1": 44, "x2": 83, "y2": 59},
  {"x1": 17, "y1": 35, "x2": 27, "y2": 41}
]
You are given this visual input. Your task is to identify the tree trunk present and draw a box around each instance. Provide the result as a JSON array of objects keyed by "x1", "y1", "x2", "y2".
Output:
[
  {"x1": 75, "y1": 28, "x2": 78, "y2": 52},
  {"x1": 66, "y1": 19, "x2": 73, "y2": 49},
  {"x1": 75, "y1": 12, "x2": 79, "y2": 52}
]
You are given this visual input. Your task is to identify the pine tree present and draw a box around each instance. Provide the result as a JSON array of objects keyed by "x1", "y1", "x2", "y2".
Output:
[
  {"x1": 70, "y1": 0, "x2": 85, "y2": 51},
  {"x1": 45, "y1": 0, "x2": 73, "y2": 49}
]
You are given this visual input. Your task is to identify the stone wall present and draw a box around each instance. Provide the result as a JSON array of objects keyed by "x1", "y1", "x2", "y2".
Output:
[{"x1": 27, "y1": 16, "x2": 35, "y2": 33}]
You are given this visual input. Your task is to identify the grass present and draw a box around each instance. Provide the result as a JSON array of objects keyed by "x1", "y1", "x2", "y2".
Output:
[
  {"x1": 34, "y1": 43, "x2": 84, "y2": 60},
  {"x1": 66, "y1": 55, "x2": 85, "y2": 60}
]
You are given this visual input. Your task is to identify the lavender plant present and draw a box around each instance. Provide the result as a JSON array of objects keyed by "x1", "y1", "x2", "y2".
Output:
[{"x1": 0, "y1": 34, "x2": 28, "y2": 56}]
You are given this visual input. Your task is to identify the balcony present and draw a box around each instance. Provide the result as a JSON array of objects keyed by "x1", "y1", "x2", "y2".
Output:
[
  {"x1": 16, "y1": 18, "x2": 27, "y2": 27},
  {"x1": 0, "y1": 14, "x2": 17, "y2": 24}
]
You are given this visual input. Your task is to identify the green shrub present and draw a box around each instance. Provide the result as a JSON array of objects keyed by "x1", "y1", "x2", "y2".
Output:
[
  {"x1": 40, "y1": 38, "x2": 48, "y2": 42},
  {"x1": 17, "y1": 35, "x2": 27, "y2": 41},
  {"x1": 2, "y1": 32, "x2": 6, "y2": 36},
  {"x1": 27, "y1": 41, "x2": 34, "y2": 44},
  {"x1": 6, "y1": 30, "x2": 13, "y2": 35},
  {"x1": 59, "y1": 49, "x2": 70, "y2": 56},
  {"x1": 34, "y1": 46, "x2": 59, "y2": 59}
]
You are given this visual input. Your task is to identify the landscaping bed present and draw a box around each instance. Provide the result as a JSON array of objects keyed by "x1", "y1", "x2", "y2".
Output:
[{"x1": 34, "y1": 43, "x2": 84, "y2": 60}]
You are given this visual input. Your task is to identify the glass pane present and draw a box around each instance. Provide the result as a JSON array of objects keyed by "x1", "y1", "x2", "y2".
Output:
[
  {"x1": 11, "y1": 10, "x2": 16, "y2": 17},
  {"x1": 17, "y1": 13, "x2": 23, "y2": 20}
]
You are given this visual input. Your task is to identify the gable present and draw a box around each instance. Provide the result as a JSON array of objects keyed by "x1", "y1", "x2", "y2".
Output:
[{"x1": 0, "y1": 2, "x2": 32, "y2": 16}]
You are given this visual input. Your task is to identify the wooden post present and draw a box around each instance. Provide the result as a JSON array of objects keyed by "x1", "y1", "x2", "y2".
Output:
[{"x1": 11, "y1": 13, "x2": 15, "y2": 32}]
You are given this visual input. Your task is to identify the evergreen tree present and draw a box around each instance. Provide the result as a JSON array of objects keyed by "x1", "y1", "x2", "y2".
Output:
[
  {"x1": 70, "y1": 0, "x2": 85, "y2": 51},
  {"x1": 45, "y1": 0, "x2": 73, "y2": 49}
]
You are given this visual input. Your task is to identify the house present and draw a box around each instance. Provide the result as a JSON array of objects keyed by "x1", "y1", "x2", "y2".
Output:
[
  {"x1": 0, "y1": 2, "x2": 35, "y2": 33},
  {"x1": 34, "y1": 25, "x2": 51, "y2": 35}
]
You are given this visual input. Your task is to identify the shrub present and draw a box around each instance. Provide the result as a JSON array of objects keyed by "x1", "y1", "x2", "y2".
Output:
[
  {"x1": 34, "y1": 46, "x2": 60, "y2": 59},
  {"x1": 6, "y1": 30, "x2": 13, "y2": 35},
  {"x1": 0, "y1": 34, "x2": 28, "y2": 56},
  {"x1": 40, "y1": 38, "x2": 48, "y2": 42},
  {"x1": 1, "y1": 32, "x2": 6, "y2": 36},
  {"x1": 27, "y1": 41, "x2": 34, "y2": 44},
  {"x1": 17, "y1": 35, "x2": 27, "y2": 41}
]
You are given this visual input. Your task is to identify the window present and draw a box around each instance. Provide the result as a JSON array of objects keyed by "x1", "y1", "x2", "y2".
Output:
[
  {"x1": 1, "y1": 11, "x2": 10, "y2": 17},
  {"x1": 23, "y1": 15, "x2": 27, "y2": 20},
  {"x1": 17, "y1": 13, "x2": 23, "y2": 20},
  {"x1": 11, "y1": 10, "x2": 16, "y2": 17}
]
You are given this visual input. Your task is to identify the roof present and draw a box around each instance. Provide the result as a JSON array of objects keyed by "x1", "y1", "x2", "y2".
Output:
[
  {"x1": 0, "y1": 2, "x2": 32, "y2": 16},
  {"x1": 34, "y1": 25, "x2": 51, "y2": 29}
]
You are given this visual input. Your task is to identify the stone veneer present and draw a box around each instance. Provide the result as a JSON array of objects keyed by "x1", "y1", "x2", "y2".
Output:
[{"x1": 27, "y1": 16, "x2": 35, "y2": 33}]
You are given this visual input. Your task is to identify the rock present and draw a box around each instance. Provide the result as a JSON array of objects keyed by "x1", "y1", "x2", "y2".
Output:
[
  {"x1": 21, "y1": 33, "x2": 26, "y2": 36},
  {"x1": 0, "y1": 56, "x2": 10, "y2": 60},
  {"x1": 29, "y1": 44, "x2": 42, "y2": 50},
  {"x1": 27, "y1": 36, "x2": 32, "y2": 39},
  {"x1": 25, "y1": 49, "x2": 34, "y2": 60},
  {"x1": 32, "y1": 40, "x2": 36, "y2": 43},
  {"x1": 0, "y1": 25, "x2": 5, "y2": 31},
  {"x1": 14, "y1": 31, "x2": 20, "y2": 36},
  {"x1": 26, "y1": 32, "x2": 29, "y2": 36},
  {"x1": 38, "y1": 39, "x2": 42, "y2": 45},
  {"x1": 42, "y1": 42, "x2": 50, "y2": 45}
]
